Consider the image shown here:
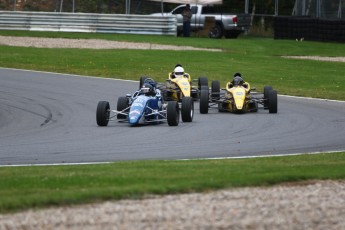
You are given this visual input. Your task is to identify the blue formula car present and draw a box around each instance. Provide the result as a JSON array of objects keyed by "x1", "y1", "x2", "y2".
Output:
[{"x1": 96, "y1": 78, "x2": 179, "y2": 126}]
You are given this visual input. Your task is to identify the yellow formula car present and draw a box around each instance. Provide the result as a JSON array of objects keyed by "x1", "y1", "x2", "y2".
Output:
[
  {"x1": 162, "y1": 68, "x2": 208, "y2": 122},
  {"x1": 164, "y1": 71, "x2": 208, "y2": 101},
  {"x1": 140, "y1": 67, "x2": 207, "y2": 122},
  {"x1": 199, "y1": 76, "x2": 278, "y2": 114}
]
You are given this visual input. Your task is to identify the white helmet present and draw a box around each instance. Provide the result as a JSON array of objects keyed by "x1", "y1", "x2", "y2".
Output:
[{"x1": 174, "y1": 66, "x2": 184, "y2": 76}]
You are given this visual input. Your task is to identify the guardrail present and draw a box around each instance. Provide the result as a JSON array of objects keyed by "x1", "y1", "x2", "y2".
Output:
[{"x1": 0, "y1": 11, "x2": 177, "y2": 36}]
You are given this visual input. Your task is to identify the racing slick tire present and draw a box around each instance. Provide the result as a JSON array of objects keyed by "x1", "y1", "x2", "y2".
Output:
[
  {"x1": 139, "y1": 76, "x2": 148, "y2": 89},
  {"x1": 198, "y1": 77, "x2": 208, "y2": 90},
  {"x1": 181, "y1": 97, "x2": 194, "y2": 122},
  {"x1": 117, "y1": 96, "x2": 129, "y2": 119},
  {"x1": 264, "y1": 86, "x2": 273, "y2": 109},
  {"x1": 96, "y1": 101, "x2": 110, "y2": 126},
  {"x1": 167, "y1": 101, "x2": 179, "y2": 126},
  {"x1": 268, "y1": 90, "x2": 278, "y2": 113},
  {"x1": 199, "y1": 86, "x2": 209, "y2": 114},
  {"x1": 211, "y1": 80, "x2": 220, "y2": 101}
]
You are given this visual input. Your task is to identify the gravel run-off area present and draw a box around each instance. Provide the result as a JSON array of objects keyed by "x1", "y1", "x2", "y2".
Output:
[
  {"x1": 1, "y1": 36, "x2": 344, "y2": 229},
  {"x1": 0, "y1": 35, "x2": 222, "y2": 52},
  {"x1": 0, "y1": 180, "x2": 344, "y2": 230}
]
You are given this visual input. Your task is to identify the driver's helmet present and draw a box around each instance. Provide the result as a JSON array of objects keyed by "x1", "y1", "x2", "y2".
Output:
[
  {"x1": 141, "y1": 83, "x2": 155, "y2": 95},
  {"x1": 144, "y1": 78, "x2": 156, "y2": 88},
  {"x1": 174, "y1": 66, "x2": 184, "y2": 77},
  {"x1": 232, "y1": 76, "x2": 244, "y2": 86}
]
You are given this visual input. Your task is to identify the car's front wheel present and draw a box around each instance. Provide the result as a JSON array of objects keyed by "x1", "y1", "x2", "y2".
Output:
[
  {"x1": 96, "y1": 101, "x2": 110, "y2": 126},
  {"x1": 181, "y1": 97, "x2": 194, "y2": 122},
  {"x1": 263, "y1": 86, "x2": 273, "y2": 109},
  {"x1": 167, "y1": 101, "x2": 179, "y2": 126},
  {"x1": 268, "y1": 90, "x2": 278, "y2": 113}
]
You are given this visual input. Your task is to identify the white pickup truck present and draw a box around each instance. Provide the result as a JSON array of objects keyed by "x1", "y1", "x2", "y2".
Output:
[{"x1": 152, "y1": 4, "x2": 251, "y2": 38}]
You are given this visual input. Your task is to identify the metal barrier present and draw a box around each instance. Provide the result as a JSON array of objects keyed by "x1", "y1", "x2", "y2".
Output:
[{"x1": 0, "y1": 11, "x2": 177, "y2": 36}]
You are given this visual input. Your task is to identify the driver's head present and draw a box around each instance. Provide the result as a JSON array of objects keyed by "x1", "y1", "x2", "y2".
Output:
[
  {"x1": 232, "y1": 76, "x2": 244, "y2": 86},
  {"x1": 174, "y1": 66, "x2": 184, "y2": 77},
  {"x1": 141, "y1": 83, "x2": 154, "y2": 95},
  {"x1": 144, "y1": 78, "x2": 156, "y2": 88}
]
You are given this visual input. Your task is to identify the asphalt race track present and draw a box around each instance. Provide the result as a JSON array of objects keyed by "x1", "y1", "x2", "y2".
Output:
[{"x1": 1, "y1": 68, "x2": 345, "y2": 166}]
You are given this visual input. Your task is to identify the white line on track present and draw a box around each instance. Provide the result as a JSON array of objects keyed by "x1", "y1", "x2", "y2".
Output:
[
  {"x1": 280, "y1": 94, "x2": 345, "y2": 103},
  {"x1": 1, "y1": 150, "x2": 344, "y2": 167},
  {"x1": 0, "y1": 67, "x2": 138, "y2": 83},
  {"x1": 178, "y1": 150, "x2": 345, "y2": 161}
]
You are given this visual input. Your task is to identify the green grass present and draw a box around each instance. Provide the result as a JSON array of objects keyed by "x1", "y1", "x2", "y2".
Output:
[
  {"x1": 0, "y1": 152, "x2": 344, "y2": 214},
  {"x1": 1, "y1": 31, "x2": 345, "y2": 100}
]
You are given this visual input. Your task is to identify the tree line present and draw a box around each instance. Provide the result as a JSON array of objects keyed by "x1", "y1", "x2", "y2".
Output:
[{"x1": 1, "y1": 0, "x2": 295, "y2": 16}]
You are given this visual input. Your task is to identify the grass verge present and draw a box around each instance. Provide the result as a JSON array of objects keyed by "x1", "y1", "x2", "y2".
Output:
[
  {"x1": 1, "y1": 31, "x2": 345, "y2": 100},
  {"x1": 0, "y1": 152, "x2": 344, "y2": 214}
]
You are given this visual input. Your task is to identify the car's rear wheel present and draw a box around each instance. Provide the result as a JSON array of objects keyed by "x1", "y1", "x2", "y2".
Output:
[
  {"x1": 181, "y1": 97, "x2": 194, "y2": 122},
  {"x1": 268, "y1": 90, "x2": 278, "y2": 113},
  {"x1": 167, "y1": 101, "x2": 179, "y2": 126},
  {"x1": 263, "y1": 86, "x2": 273, "y2": 109},
  {"x1": 198, "y1": 77, "x2": 208, "y2": 90},
  {"x1": 117, "y1": 97, "x2": 129, "y2": 119},
  {"x1": 199, "y1": 86, "x2": 209, "y2": 114},
  {"x1": 96, "y1": 101, "x2": 110, "y2": 126},
  {"x1": 139, "y1": 76, "x2": 148, "y2": 89},
  {"x1": 211, "y1": 80, "x2": 220, "y2": 101}
]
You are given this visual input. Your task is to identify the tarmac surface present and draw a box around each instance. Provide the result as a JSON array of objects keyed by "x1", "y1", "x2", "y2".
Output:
[{"x1": 1, "y1": 68, "x2": 345, "y2": 166}]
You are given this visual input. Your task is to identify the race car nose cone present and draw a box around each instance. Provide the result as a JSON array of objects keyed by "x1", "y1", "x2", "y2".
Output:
[{"x1": 129, "y1": 115, "x2": 139, "y2": 124}]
